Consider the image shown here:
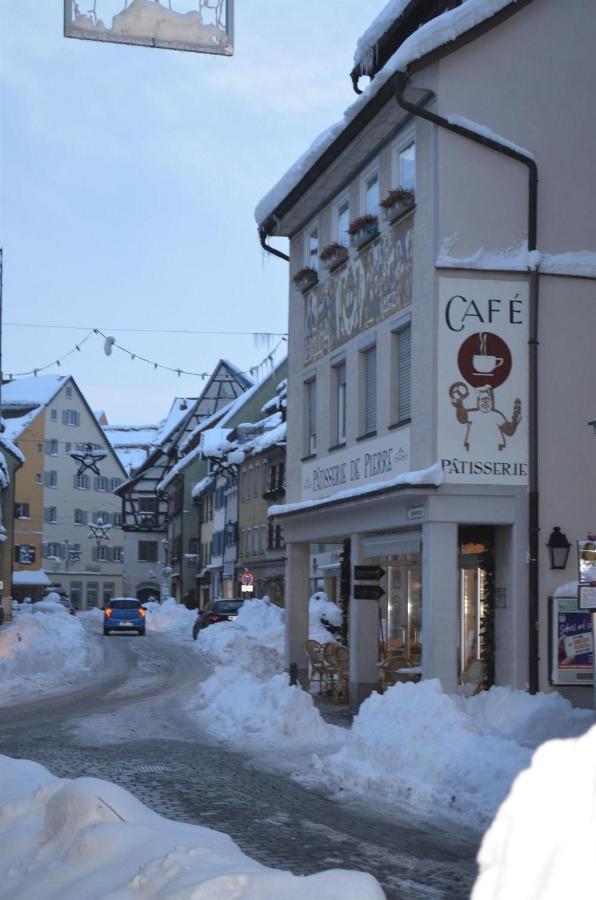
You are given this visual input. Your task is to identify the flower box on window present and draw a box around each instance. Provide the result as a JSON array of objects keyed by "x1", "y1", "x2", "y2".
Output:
[
  {"x1": 319, "y1": 242, "x2": 349, "y2": 271},
  {"x1": 347, "y1": 214, "x2": 379, "y2": 249},
  {"x1": 292, "y1": 266, "x2": 318, "y2": 292},
  {"x1": 380, "y1": 187, "x2": 415, "y2": 223}
]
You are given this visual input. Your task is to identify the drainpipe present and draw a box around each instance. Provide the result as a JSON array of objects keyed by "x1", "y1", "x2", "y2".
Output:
[
  {"x1": 259, "y1": 220, "x2": 290, "y2": 263},
  {"x1": 393, "y1": 72, "x2": 540, "y2": 694}
]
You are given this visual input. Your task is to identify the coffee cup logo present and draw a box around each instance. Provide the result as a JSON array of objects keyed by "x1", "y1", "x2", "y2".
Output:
[{"x1": 457, "y1": 332, "x2": 511, "y2": 389}]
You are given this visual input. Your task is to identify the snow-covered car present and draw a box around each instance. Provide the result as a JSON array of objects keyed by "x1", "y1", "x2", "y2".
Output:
[
  {"x1": 103, "y1": 598, "x2": 146, "y2": 636},
  {"x1": 192, "y1": 599, "x2": 243, "y2": 639}
]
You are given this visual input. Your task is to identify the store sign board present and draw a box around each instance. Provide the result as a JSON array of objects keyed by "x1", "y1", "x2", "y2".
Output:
[
  {"x1": 302, "y1": 430, "x2": 410, "y2": 501},
  {"x1": 437, "y1": 277, "x2": 529, "y2": 485},
  {"x1": 64, "y1": 0, "x2": 234, "y2": 56}
]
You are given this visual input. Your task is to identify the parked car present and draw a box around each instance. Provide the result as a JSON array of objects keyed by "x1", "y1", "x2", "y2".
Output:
[
  {"x1": 192, "y1": 599, "x2": 243, "y2": 639},
  {"x1": 104, "y1": 598, "x2": 146, "y2": 636}
]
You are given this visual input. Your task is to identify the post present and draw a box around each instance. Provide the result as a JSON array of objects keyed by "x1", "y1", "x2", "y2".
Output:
[
  {"x1": 284, "y1": 541, "x2": 310, "y2": 688},
  {"x1": 348, "y1": 533, "x2": 379, "y2": 709}
]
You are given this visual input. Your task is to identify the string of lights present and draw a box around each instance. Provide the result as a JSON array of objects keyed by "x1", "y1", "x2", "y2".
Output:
[
  {"x1": 4, "y1": 328, "x2": 287, "y2": 382},
  {"x1": 6, "y1": 321, "x2": 288, "y2": 337}
]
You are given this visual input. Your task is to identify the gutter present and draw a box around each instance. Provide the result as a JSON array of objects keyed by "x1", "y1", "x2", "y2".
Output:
[
  {"x1": 393, "y1": 72, "x2": 540, "y2": 694},
  {"x1": 259, "y1": 224, "x2": 289, "y2": 263}
]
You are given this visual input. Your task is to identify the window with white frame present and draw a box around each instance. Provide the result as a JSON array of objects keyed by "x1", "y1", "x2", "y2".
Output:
[
  {"x1": 397, "y1": 140, "x2": 416, "y2": 190},
  {"x1": 15, "y1": 502, "x2": 30, "y2": 519},
  {"x1": 307, "y1": 225, "x2": 319, "y2": 271},
  {"x1": 304, "y1": 377, "x2": 317, "y2": 455},
  {"x1": 392, "y1": 323, "x2": 412, "y2": 423},
  {"x1": 336, "y1": 201, "x2": 350, "y2": 246},
  {"x1": 364, "y1": 172, "x2": 380, "y2": 217},
  {"x1": 35, "y1": 473, "x2": 42, "y2": 484},
  {"x1": 75, "y1": 473, "x2": 89, "y2": 490},
  {"x1": 63, "y1": 409, "x2": 80, "y2": 426},
  {"x1": 74, "y1": 508, "x2": 87, "y2": 525},
  {"x1": 333, "y1": 361, "x2": 347, "y2": 445},
  {"x1": 361, "y1": 345, "x2": 377, "y2": 436},
  {"x1": 45, "y1": 470, "x2": 58, "y2": 488},
  {"x1": 44, "y1": 506, "x2": 57, "y2": 524},
  {"x1": 50, "y1": 409, "x2": 57, "y2": 421},
  {"x1": 65, "y1": 385, "x2": 72, "y2": 399},
  {"x1": 48, "y1": 439, "x2": 58, "y2": 456}
]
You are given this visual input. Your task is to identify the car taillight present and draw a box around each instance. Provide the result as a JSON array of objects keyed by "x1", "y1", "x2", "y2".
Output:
[
  {"x1": 105, "y1": 608, "x2": 112, "y2": 617},
  {"x1": 139, "y1": 609, "x2": 145, "y2": 617},
  {"x1": 209, "y1": 613, "x2": 220, "y2": 622}
]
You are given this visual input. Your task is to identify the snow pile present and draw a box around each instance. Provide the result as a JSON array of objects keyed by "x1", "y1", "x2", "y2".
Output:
[
  {"x1": 462, "y1": 685, "x2": 592, "y2": 748},
  {"x1": 0, "y1": 604, "x2": 92, "y2": 703},
  {"x1": 0, "y1": 755, "x2": 383, "y2": 900},
  {"x1": 309, "y1": 680, "x2": 593, "y2": 828},
  {"x1": 309, "y1": 591, "x2": 343, "y2": 643},
  {"x1": 472, "y1": 724, "x2": 596, "y2": 899},
  {"x1": 437, "y1": 239, "x2": 596, "y2": 278},
  {"x1": 188, "y1": 597, "x2": 341, "y2": 743},
  {"x1": 144, "y1": 598, "x2": 195, "y2": 635}
]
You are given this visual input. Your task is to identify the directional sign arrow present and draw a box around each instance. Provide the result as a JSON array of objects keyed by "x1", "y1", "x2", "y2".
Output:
[
  {"x1": 354, "y1": 583, "x2": 385, "y2": 601},
  {"x1": 354, "y1": 565, "x2": 385, "y2": 582}
]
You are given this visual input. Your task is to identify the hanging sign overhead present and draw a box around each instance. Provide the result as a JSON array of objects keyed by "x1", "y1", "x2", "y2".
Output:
[{"x1": 64, "y1": 0, "x2": 234, "y2": 56}]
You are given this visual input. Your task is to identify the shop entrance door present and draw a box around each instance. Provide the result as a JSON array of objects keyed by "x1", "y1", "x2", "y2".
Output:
[
  {"x1": 387, "y1": 562, "x2": 421, "y2": 663},
  {"x1": 458, "y1": 527, "x2": 494, "y2": 689}
]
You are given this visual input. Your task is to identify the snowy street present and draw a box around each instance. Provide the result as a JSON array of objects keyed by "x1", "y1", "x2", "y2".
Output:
[{"x1": 0, "y1": 615, "x2": 479, "y2": 899}]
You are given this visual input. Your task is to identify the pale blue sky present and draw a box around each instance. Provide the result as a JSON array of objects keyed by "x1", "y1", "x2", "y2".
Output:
[{"x1": 0, "y1": 1, "x2": 387, "y2": 423}]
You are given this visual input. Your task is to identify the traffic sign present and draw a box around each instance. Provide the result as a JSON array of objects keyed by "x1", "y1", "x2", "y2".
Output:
[
  {"x1": 354, "y1": 565, "x2": 385, "y2": 582},
  {"x1": 354, "y1": 583, "x2": 385, "y2": 601},
  {"x1": 241, "y1": 572, "x2": 254, "y2": 587}
]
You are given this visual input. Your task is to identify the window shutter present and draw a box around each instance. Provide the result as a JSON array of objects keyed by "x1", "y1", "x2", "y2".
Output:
[
  {"x1": 43, "y1": 507, "x2": 50, "y2": 524},
  {"x1": 363, "y1": 347, "x2": 377, "y2": 434},
  {"x1": 397, "y1": 325, "x2": 412, "y2": 421}
]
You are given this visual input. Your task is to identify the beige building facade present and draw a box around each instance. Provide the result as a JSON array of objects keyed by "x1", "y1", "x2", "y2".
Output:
[{"x1": 260, "y1": 0, "x2": 596, "y2": 707}]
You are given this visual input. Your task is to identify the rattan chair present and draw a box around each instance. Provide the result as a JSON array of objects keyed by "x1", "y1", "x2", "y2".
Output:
[{"x1": 305, "y1": 639, "x2": 329, "y2": 693}]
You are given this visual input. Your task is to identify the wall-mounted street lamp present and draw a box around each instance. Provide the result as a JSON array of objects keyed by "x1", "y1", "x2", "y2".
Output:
[{"x1": 546, "y1": 527, "x2": 571, "y2": 570}]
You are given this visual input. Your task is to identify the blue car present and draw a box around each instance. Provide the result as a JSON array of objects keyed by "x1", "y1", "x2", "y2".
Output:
[{"x1": 103, "y1": 598, "x2": 146, "y2": 636}]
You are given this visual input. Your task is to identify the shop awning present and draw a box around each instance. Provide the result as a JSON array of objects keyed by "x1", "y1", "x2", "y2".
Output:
[{"x1": 12, "y1": 569, "x2": 51, "y2": 586}]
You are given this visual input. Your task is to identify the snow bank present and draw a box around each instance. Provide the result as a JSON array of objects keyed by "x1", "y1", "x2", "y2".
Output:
[
  {"x1": 0, "y1": 605, "x2": 93, "y2": 703},
  {"x1": 144, "y1": 598, "x2": 195, "y2": 635},
  {"x1": 472, "y1": 724, "x2": 596, "y2": 899},
  {"x1": 310, "y1": 680, "x2": 593, "y2": 828},
  {"x1": 0, "y1": 755, "x2": 383, "y2": 900},
  {"x1": 188, "y1": 597, "x2": 341, "y2": 743}
]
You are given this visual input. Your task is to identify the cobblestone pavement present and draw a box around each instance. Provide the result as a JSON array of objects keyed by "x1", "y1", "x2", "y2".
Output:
[{"x1": 0, "y1": 626, "x2": 480, "y2": 899}]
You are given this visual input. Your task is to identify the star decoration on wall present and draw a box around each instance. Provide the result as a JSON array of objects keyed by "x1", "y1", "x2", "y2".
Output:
[
  {"x1": 88, "y1": 519, "x2": 111, "y2": 545},
  {"x1": 69, "y1": 443, "x2": 107, "y2": 476}
]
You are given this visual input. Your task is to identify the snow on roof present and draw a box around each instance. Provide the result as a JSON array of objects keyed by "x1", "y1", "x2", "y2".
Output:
[
  {"x1": 436, "y1": 241, "x2": 596, "y2": 278},
  {"x1": 256, "y1": 0, "x2": 519, "y2": 228},
  {"x1": 201, "y1": 427, "x2": 232, "y2": 459},
  {"x1": 446, "y1": 114, "x2": 534, "y2": 160},
  {"x1": 191, "y1": 474, "x2": 215, "y2": 500},
  {"x1": 152, "y1": 398, "x2": 194, "y2": 446},
  {"x1": 12, "y1": 570, "x2": 51, "y2": 586},
  {"x1": 103, "y1": 424, "x2": 161, "y2": 447},
  {"x1": 269, "y1": 463, "x2": 443, "y2": 517},
  {"x1": 353, "y1": 0, "x2": 411, "y2": 73},
  {"x1": 0, "y1": 433, "x2": 25, "y2": 463},
  {"x1": 1, "y1": 409, "x2": 42, "y2": 442},
  {"x1": 1, "y1": 375, "x2": 66, "y2": 408}
]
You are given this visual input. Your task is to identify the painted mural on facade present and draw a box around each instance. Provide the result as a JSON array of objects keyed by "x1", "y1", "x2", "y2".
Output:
[{"x1": 304, "y1": 222, "x2": 412, "y2": 365}]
